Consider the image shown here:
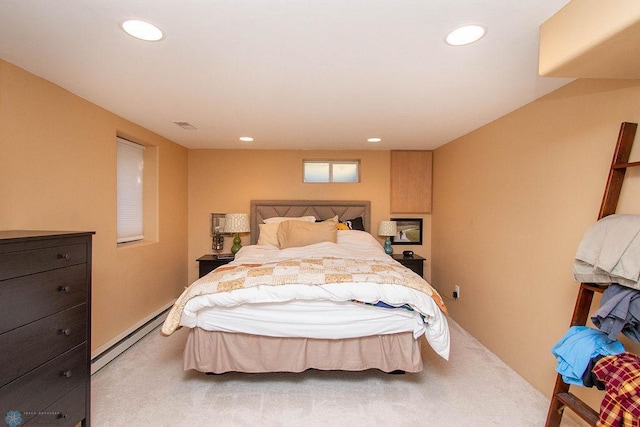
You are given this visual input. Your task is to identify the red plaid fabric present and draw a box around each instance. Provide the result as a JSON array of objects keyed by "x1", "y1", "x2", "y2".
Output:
[{"x1": 594, "y1": 352, "x2": 640, "y2": 427}]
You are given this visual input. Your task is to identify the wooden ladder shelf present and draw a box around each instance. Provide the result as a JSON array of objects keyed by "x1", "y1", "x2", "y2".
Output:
[{"x1": 545, "y1": 121, "x2": 639, "y2": 426}]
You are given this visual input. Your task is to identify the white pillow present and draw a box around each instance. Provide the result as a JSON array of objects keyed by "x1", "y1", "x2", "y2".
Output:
[
  {"x1": 257, "y1": 223, "x2": 280, "y2": 247},
  {"x1": 263, "y1": 215, "x2": 316, "y2": 224},
  {"x1": 336, "y1": 229, "x2": 381, "y2": 250}
]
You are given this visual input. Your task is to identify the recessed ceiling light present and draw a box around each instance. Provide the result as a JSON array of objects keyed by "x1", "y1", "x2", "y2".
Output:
[
  {"x1": 367, "y1": 137, "x2": 382, "y2": 143},
  {"x1": 445, "y1": 24, "x2": 486, "y2": 46},
  {"x1": 121, "y1": 19, "x2": 164, "y2": 42},
  {"x1": 239, "y1": 137, "x2": 254, "y2": 142}
]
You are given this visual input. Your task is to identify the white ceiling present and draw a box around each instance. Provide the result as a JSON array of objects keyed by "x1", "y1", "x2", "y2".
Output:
[{"x1": 0, "y1": 0, "x2": 572, "y2": 150}]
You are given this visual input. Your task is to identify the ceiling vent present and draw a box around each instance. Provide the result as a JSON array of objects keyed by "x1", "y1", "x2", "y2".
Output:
[{"x1": 173, "y1": 121, "x2": 197, "y2": 130}]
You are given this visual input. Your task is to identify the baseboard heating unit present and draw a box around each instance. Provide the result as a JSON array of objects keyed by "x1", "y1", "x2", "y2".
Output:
[{"x1": 90, "y1": 300, "x2": 175, "y2": 375}]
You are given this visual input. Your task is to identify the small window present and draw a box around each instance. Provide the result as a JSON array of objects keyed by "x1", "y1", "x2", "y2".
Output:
[
  {"x1": 303, "y1": 160, "x2": 360, "y2": 183},
  {"x1": 117, "y1": 137, "x2": 144, "y2": 244}
]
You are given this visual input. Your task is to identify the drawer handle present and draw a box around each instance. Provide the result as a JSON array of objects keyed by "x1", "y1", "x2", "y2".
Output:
[
  {"x1": 61, "y1": 370, "x2": 72, "y2": 378},
  {"x1": 58, "y1": 328, "x2": 71, "y2": 336},
  {"x1": 57, "y1": 253, "x2": 71, "y2": 260},
  {"x1": 58, "y1": 285, "x2": 71, "y2": 293}
]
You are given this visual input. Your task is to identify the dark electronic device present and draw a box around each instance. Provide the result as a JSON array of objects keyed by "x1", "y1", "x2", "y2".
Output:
[{"x1": 402, "y1": 250, "x2": 414, "y2": 257}]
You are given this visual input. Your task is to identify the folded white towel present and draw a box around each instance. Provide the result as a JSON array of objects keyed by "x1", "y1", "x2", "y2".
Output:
[{"x1": 573, "y1": 214, "x2": 640, "y2": 289}]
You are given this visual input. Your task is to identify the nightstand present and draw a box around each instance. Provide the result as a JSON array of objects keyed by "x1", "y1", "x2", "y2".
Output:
[
  {"x1": 196, "y1": 254, "x2": 234, "y2": 278},
  {"x1": 392, "y1": 253, "x2": 425, "y2": 277}
]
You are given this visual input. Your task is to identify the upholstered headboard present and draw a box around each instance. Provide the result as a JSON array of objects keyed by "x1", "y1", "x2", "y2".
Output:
[{"x1": 250, "y1": 200, "x2": 371, "y2": 244}]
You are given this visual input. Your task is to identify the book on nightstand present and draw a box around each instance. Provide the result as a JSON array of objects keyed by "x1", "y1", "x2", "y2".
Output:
[{"x1": 216, "y1": 253, "x2": 234, "y2": 260}]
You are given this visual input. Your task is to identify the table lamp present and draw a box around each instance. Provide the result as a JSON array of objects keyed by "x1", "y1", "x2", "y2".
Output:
[
  {"x1": 224, "y1": 213, "x2": 250, "y2": 254},
  {"x1": 378, "y1": 220, "x2": 397, "y2": 255}
]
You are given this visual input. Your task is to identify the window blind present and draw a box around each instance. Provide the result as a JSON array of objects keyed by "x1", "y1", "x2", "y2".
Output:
[{"x1": 117, "y1": 137, "x2": 144, "y2": 243}]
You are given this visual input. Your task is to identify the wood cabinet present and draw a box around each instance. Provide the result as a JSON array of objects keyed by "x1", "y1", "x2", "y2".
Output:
[
  {"x1": 0, "y1": 231, "x2": 93, "y2": 426},
  {"x1": 390, "y1": 150, "x2": 432, "y2": 213}
]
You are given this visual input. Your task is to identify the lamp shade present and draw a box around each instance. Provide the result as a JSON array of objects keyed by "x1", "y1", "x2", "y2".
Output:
[
  {"x1": 378, "y1": 221, "x2": 397, "y2": 237},
  {"x1": 224, "y1": 213, "x2": 250, "y2": 233}
]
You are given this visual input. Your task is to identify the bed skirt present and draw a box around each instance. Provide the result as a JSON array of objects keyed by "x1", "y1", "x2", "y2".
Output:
[{"x1": 183, "y1": 329, "x2": 423, "y2": 373}]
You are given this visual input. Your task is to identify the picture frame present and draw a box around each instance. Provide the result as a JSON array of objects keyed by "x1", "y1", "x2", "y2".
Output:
[{"x1": 390, "y1": 218, "x2": 423, "y2": 245}]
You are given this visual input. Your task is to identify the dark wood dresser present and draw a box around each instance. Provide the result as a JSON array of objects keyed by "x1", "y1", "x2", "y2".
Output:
[{"x1": 0, "y1": 231, "x2": 93, "y2": 426}]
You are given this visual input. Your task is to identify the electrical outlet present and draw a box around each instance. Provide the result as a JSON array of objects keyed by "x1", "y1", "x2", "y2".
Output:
[{"x1": 453, "y1": 285, "x2": 460, "y2": 299}]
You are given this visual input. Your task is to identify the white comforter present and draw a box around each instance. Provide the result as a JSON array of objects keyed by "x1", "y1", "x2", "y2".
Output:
[{"x1": 163, "y1": 231, "x2": 450, "y2": 360}]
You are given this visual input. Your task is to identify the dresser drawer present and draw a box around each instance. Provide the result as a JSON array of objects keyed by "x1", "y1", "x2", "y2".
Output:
[
  {"x1": 25, "y1": 383, "x2": 87, "y2": 426},
  {"x1": 0, "y1": 243, "x2": 87, "y2": 280},
  {"x1": 0, "y1": 264, "x2": 88, "y2": 334},
  {"x1": 0, "y1": 343, "x2": 87, "y2": 424},
  {"x1": 0, "y1": 304, "x2": 87, "y2": 387}
]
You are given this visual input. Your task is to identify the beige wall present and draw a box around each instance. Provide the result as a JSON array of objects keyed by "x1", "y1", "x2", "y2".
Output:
[
  {"x1": 187, "y1": 149, "x2": 432, "y2": 284},
  {"x1": 0, "y1": 59, "x2": 189, "y2": 352},
  {"x1": 433, "y1": 78, "x2": 640, "y2": 407}
]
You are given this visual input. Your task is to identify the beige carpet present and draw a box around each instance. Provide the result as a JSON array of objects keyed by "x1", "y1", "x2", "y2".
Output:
[{"x1": 91, "y1": 319, "x2": 582, "y2": 426}]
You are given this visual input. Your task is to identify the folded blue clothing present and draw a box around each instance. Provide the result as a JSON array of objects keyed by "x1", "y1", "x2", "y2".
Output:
[{"x1": 551, "y1": 326, "x2": 624, "y2": 386}]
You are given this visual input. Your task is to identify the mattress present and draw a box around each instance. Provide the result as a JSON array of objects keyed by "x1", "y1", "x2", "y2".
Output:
[{"x1": 194, "y1": 299, "x2": 427, "y2": 339}]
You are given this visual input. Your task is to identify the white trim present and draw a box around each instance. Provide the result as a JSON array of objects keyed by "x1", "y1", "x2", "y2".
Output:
[{"x1": 91, "y1": 300, "x2": 175, "y2": 374}]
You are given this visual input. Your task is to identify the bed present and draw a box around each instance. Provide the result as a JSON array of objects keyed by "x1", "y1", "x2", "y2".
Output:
[{"x1": 162, "y1": 200, "x2": 449, "y2": 374}]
